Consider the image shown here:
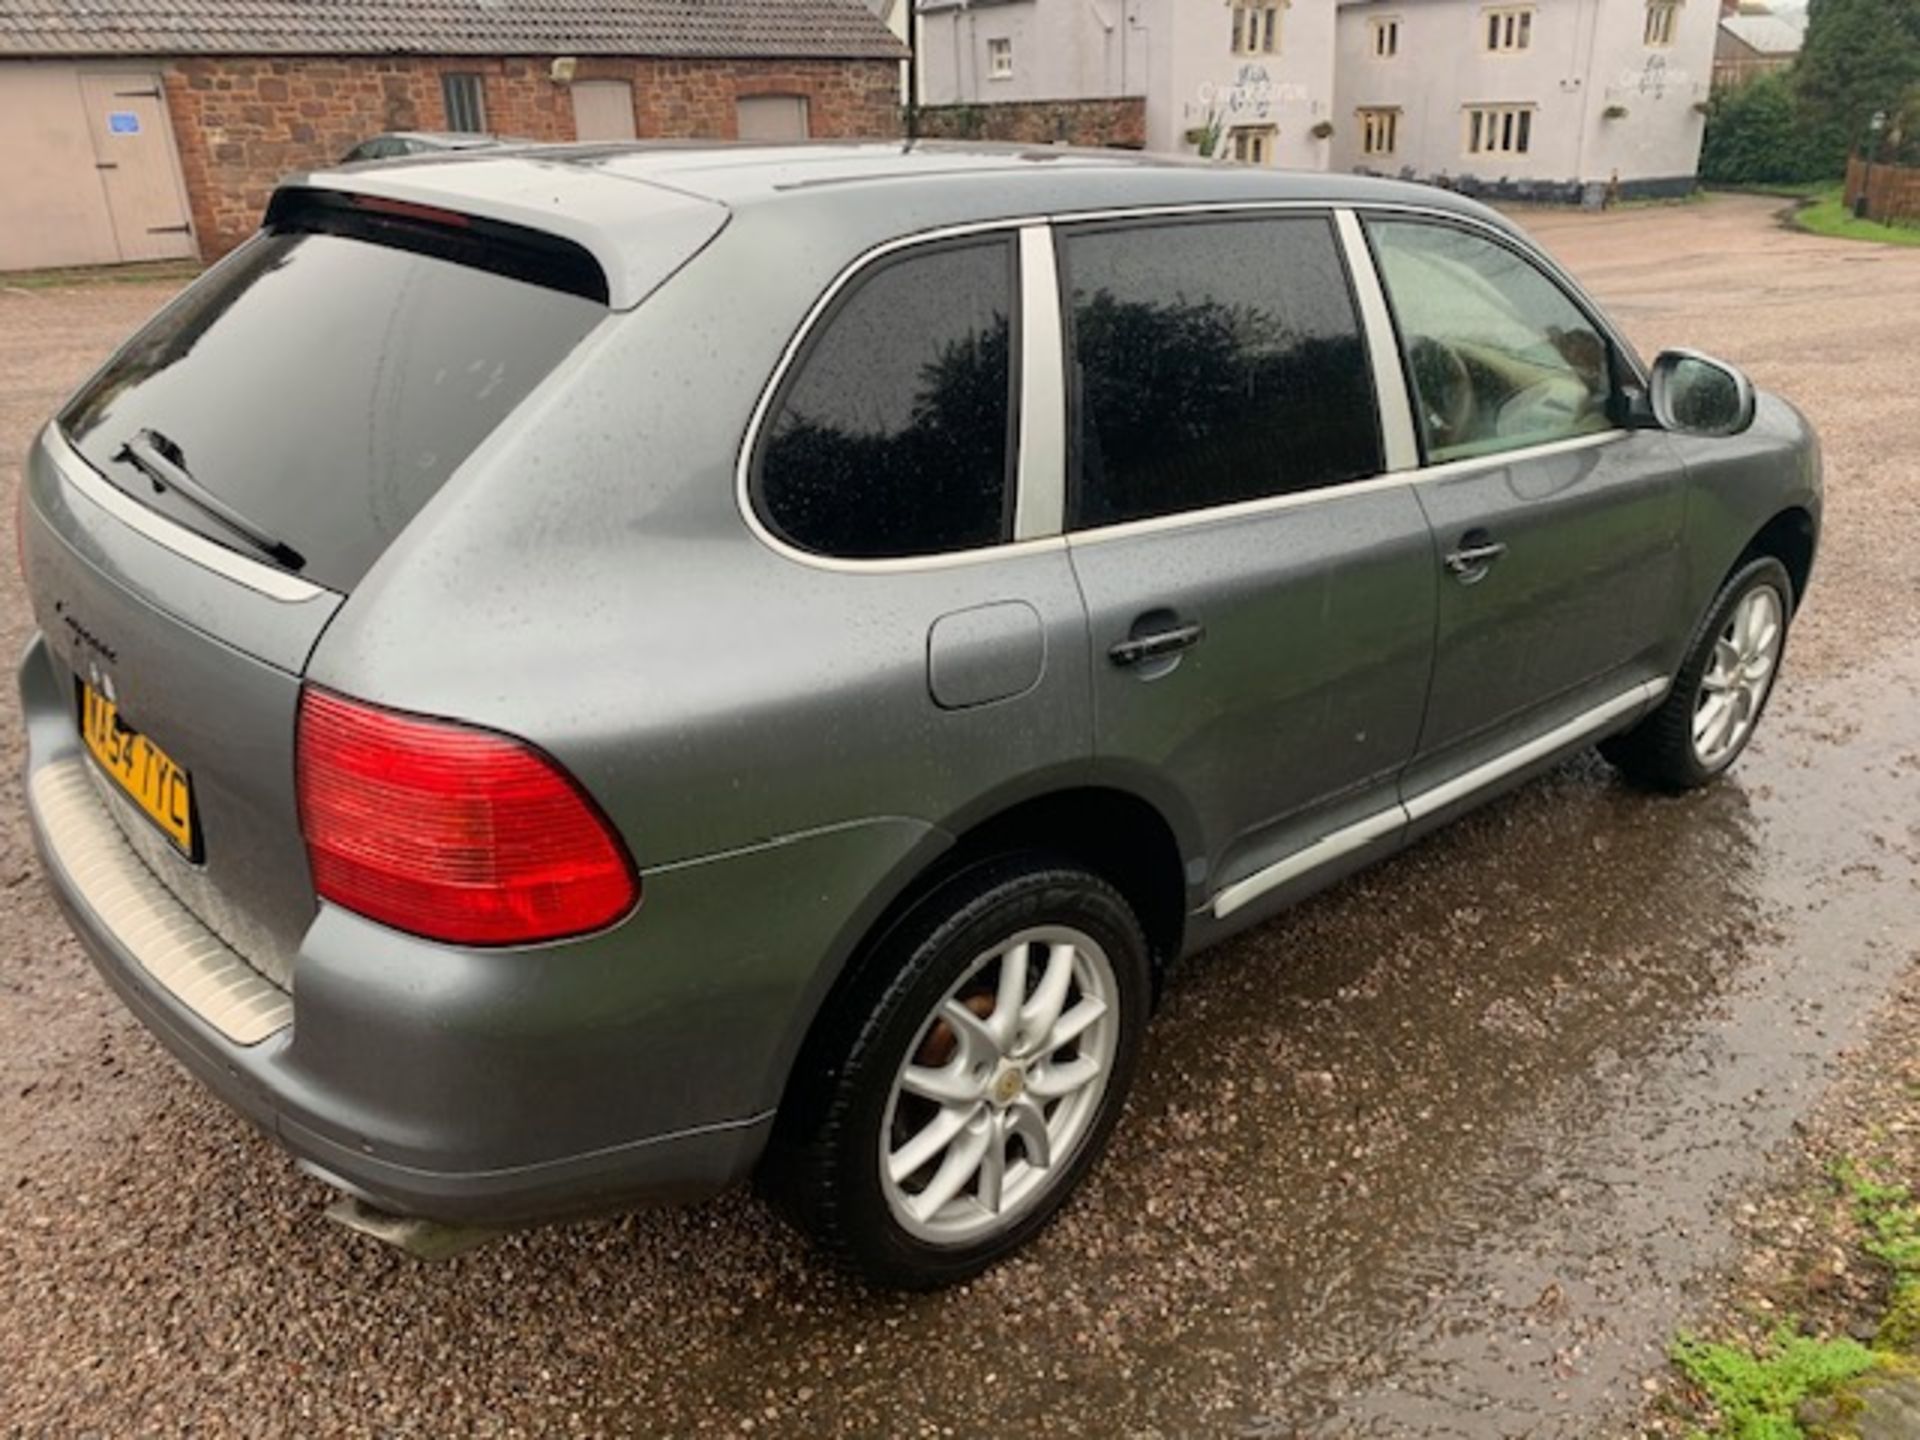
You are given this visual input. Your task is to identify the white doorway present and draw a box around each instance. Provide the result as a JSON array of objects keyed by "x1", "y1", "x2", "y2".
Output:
[{"x1": 572, "y1": 80, "x2": 636, "y2": 141}]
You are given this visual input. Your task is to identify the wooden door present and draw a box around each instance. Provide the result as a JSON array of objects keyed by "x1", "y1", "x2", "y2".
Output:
[{"x1": 78, "y1": 70, "x2": 195, "y2": 262}]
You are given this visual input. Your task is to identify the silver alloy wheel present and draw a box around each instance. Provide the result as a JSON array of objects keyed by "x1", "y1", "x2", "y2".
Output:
[
  {"x1": 1692, "y1": 583, "x2": 1784, "y2": 770},
  {"x1": 879, "y1": 925, "x2": 1120, "y2": 1246}
]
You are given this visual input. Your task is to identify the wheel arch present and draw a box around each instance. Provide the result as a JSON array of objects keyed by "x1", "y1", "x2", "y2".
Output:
[
  {"x1": 761, "y1": 780, "x2": 1192, "y2": 1147},
  {"x1": 1736, "y1": 505, "x2": 1816, "y2": 612}
]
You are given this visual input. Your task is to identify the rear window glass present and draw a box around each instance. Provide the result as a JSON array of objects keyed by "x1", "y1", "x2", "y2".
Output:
[
  {"x1": 754, "y1": 238, "x2": 1017, "y2": 560},
  {"x1": 60, "y1": 211, "x2": 606, "y2": 591}
]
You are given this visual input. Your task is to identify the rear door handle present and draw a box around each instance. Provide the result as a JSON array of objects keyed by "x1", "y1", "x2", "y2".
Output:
[
  {"x1": 1109, "y1": 622, "x2": 1205, "y2": 667},
  {"x1": 1444, "y1": 533, "x2": 1508, "y2": 579}
]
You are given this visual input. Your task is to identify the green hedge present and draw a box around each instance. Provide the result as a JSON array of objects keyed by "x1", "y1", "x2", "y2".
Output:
[{"x1": 1700, "y1": 73, "x2": 1839, "y2": 186}]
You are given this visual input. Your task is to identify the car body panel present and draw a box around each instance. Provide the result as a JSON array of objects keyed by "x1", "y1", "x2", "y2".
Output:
[
  {"x1": 21, "y1": 434, "x2": 337, "y2": 983},
  {"x1": 1070, "y1": 483, "x2": 1436, "y2": 903},
  {"x1": 1402, "y1": 428, "x2": 1689, "y2": 799}
]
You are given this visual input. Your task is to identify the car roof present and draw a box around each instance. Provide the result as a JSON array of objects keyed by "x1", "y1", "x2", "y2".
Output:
[
  {"x1": 290, "y1": 140, "x2": 1512, "y2": 306},
  {"x1": 546, "y1": 139, "x2": 1479, "y2": 208}
]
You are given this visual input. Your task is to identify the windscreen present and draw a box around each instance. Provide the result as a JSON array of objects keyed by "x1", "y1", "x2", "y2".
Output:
[{"x1": 60, "y1": 202, "x2": 608, "y2": 591}]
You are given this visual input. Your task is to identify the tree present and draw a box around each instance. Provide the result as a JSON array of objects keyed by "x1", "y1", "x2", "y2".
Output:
[
  {"x1": 1699, "y1": 72, "x2": 1832, "y2": 184},
  {"x1": 1794, "y1": 0, "x2": 1920, "y2": 172}
]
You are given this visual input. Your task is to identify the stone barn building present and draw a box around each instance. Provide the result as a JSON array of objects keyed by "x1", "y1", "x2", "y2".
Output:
[{"x1": 0, "y1": 0, "x2": 906, "y2": 270}]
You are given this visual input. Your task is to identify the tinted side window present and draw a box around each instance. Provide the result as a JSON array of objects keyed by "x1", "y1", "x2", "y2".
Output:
[
  {"x1": 1063, "y1": 216, "x2": 1381, "y2": 530},
  {"x1": 756, "y1": 239, "x2": 1017, "y2": 560},
  {"x1": 1366, "y1": 219, "x2": 1614, "y2": 464}
]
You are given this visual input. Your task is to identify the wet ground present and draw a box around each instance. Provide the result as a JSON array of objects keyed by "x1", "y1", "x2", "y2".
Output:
[{"x1": 3, "y1": 193, "x2": 1919, "y2": 1436}]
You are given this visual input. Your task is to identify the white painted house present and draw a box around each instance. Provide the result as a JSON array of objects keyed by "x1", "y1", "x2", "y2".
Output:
[
  {"x1": 1332, "y1": 0, "x2": 1719, "y2": 198},
  {"x1": 918, "y1": 0, "x2": 1718, "y2": 197},
  {"x1": 917, "y1": 0, "x2": 1343, "y2": 172}
]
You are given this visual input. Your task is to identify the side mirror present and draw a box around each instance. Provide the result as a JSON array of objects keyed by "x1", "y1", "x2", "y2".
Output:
[{"x1": 1649, "y1": 349, "x2": 1756, "y2": 437}]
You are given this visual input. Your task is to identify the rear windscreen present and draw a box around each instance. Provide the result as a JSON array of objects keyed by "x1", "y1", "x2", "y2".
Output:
[{"x1": 61, "y1": 203, "x2": 607, "y2": 591}]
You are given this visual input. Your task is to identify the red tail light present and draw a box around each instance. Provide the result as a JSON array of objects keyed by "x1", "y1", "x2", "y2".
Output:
[{"x1": 296, "y1": 688, "x2": 638, "y2": 946}]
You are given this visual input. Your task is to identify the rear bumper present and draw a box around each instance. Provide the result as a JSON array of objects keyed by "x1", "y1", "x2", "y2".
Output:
[
  {"x1": 20, "y1": 633, "x2": 930, "y2": 1224},
  {"x1": 35, "y1": 838, "x2": 770, "y2": 1222}
]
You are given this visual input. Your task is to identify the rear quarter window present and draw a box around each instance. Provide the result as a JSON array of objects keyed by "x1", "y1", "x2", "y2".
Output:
[{"x1": 753, "y1": 237, "x2": 1019, "y2": 561}]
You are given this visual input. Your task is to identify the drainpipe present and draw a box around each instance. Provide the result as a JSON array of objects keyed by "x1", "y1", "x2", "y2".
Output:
[
  {"x1": 950, "y1": 4, "x2": 966, "y2": 104},
  {"x1": 1572, "y1": 0, "x2": 1604, "y2": 190},
  {"x1": 968, "y1": 6, "x2": 979, "y2": 97},
  {"x1": 1085, "y1": 0, "x2": 1118, "y2": 96},
  {"x1": 906, "y1": 0, "x2": 920, "y2": 139}
]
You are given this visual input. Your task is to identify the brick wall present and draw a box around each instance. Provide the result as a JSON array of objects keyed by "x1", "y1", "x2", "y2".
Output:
[
  {"x1": 916, "y1": 97, "x2": 1147, "y2": 150},
  {"x1": 163, "y1": 54, "x2": 903, "y2": 258}
]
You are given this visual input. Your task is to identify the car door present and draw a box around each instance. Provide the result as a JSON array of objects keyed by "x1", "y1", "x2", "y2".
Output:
[
  {"x1": 1058, "y1": 211, "x2": 1437, "y2": 927},
  {"x1": 1361, "y1": 214, "x2": 1688, "y2": 823}
]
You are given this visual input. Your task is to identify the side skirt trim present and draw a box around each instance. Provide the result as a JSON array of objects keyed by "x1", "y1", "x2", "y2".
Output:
[{"x1": 1209, "y1": 678, "x2": 1667, "y2": 920}]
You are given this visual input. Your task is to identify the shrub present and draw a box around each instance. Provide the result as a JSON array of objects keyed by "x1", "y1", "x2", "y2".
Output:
[{"x1": 1700, "y1": 72, "x2": 1837, "y2": 186}]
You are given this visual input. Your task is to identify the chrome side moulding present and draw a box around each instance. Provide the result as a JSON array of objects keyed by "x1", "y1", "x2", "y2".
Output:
[{"x1": 1210, "y1": 678, "x2": 1668, "y2": 919}]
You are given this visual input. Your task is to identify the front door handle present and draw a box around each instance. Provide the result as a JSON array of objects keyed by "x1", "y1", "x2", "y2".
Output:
[
  {"x1": 1109, "y1": 621, "x2": 1205, "y2": 668},
  {"x1": 1444, "y1": 531, "x2": 1508, "y2": 580}
]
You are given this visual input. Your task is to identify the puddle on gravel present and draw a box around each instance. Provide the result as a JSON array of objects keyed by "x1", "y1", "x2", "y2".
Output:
[{"x1": 635, "y1": 646, "x2": 1920, "y2": 1438}]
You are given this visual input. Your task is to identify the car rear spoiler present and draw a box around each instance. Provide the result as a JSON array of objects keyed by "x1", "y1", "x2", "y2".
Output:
[{"x1": 277, "y1": 156, "x2": 730, "y2": 310}]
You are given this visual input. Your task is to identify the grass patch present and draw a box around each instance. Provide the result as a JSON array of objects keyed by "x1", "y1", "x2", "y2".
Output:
[
  {"x1": 1790, "y1": 186, "x2": 1920, "y2": 248},
  {"x1": 1671, "y1": 1326, "x2": 1879, "y2": 1440},
  {"x1": 1664, "y1": 1160, "x2": 1920, "y2": 1437},
  {"x1": 1838, "y1": 1161, "x2": 1920, "y2": 1349}
]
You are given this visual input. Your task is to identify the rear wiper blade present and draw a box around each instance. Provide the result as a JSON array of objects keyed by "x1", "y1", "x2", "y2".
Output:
[{"x1": 114, "y1": 429, "x2": 306, "y2": 572}]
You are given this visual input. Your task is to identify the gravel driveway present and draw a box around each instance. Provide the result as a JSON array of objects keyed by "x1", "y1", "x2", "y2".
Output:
[{"x1": 3, "y1": 193, "x2": 1918, "y2": 1437}]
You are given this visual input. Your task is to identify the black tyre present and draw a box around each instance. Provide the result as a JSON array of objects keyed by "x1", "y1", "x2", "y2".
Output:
[
  {"x1": 762, "y1": 856, "x2": 1151, "y2": 1290},
  {"x1": 1602, "y1": 555, "x2": 1793, "y2": 791}
]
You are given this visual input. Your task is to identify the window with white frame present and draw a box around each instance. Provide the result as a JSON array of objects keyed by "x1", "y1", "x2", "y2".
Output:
[
  {"x1": 1644, "y1": 0, "x2": 1680, "y2": 46},
  {"x1": 1229, "y1": 124, "x2": 1278, "y2": 165},
  {"x1": 1369, "y1": 17, "x2": 1401, "y2": 58},
  {"x1": 1483, "y1": 5, "x2": 1533, "y2": 51},
  {"x1": 1464, "y1": 104, "x2": 1534, "y2": 155},
  {"x1": 1232, "y1": 0, "x2": 1283, "y2": 55},
  {"x1": 1359, "y1": 107, "x2": 1400, "y2": 156},
  {"x1": 988, "y1": 36, "x2": 1013, "y2": 79}
]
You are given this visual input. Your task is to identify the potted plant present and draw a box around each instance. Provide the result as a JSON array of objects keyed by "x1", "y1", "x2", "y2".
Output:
[{"x1": 1184, "y1": 110, "x2": 1224, "y2": 158}]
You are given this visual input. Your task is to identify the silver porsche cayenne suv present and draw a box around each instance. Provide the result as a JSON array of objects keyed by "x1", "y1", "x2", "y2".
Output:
[{"x1": 19, "y1": 143, "x2": 1820, "y2": 1288}]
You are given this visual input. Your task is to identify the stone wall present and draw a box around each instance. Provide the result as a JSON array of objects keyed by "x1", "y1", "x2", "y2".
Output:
[
  {"x1": 915, "y1": 97, "x2": 1146, "y2": 150},
  {"x1": 163, "y1": 55, "x2": 903, "y2": 258}
]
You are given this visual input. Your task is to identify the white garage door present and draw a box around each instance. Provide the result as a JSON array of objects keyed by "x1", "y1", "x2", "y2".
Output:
[
  {"x1": 737, "y1": 94, "x2": 810, "y2": 142},
  {"x1": 0, "y1": 62, "x2": 194, "y2": 270}
]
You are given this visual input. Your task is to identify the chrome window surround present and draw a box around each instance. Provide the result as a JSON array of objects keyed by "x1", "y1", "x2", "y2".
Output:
[
  {"x1": 734, "y1": 199, "x2": 1652, "y2": 574},
  {"x1": 38, "y1": 428, "x2": 335, "y2": 605}
]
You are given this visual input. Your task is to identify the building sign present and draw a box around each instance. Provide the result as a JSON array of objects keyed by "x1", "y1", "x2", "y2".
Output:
[
  {"x1": 107, "y1": 111, "x2": 141, "y2": 135},
  {"x1": 1193, "y1": 64, "x2": 1310, "y2": 123}
]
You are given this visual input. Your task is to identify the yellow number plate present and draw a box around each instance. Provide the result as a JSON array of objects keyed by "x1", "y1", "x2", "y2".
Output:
[{"x1": 79, "y1": 683, "x2": 197, "y2": 856}]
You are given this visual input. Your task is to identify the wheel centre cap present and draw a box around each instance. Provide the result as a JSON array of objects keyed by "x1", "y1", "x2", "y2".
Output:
[{"x1": 991, "y1": 1065, "x2": 1024, "y2": 1106}]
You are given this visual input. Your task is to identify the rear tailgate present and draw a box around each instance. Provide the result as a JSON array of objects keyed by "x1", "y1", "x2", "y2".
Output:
[
  {"x1": 22, "y1": 173, "x2": 719, "y2": 993},
  {"x1": 23, "y1": 429, "x2": 337, "y2": 984}
]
